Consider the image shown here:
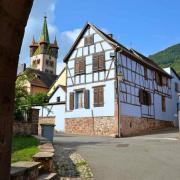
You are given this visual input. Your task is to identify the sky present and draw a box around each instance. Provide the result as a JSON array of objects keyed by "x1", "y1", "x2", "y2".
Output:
[{"x1": 19, "y1": 0, "x2": 180, "y2": 74}]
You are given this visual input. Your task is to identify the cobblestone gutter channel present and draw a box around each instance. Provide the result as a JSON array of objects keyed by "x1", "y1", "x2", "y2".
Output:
[{"x1": 53, "y1": 144, "x2": 93, "y2": 179}]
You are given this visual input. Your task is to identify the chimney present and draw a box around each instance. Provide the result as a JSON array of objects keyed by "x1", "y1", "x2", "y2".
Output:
[{"x1": 108, "y1": 34, "x2": 113, "y2": 38}]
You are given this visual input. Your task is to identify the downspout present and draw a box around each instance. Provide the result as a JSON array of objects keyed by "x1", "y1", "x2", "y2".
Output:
[{"x1": 114, "y1": 48, "x2": 123, "y2": 137}]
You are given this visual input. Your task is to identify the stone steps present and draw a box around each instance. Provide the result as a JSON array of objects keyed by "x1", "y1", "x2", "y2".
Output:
[{"x1": 38, "y1": 172, "x2": 58, "y2": 180}]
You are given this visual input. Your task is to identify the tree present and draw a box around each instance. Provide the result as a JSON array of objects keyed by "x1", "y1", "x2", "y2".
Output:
[{"x1": 14, "y1": 71, "x2": 48, "y2": 121}]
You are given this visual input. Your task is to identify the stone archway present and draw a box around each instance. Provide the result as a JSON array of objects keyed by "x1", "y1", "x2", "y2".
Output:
[{"x1": 0, "y1": 1, "x2": 34, "y2": 179}]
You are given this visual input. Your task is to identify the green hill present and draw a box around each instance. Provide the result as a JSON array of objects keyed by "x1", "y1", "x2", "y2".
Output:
[{"x1": 149, "y1": 44, "x2": 180, "y2": 75}]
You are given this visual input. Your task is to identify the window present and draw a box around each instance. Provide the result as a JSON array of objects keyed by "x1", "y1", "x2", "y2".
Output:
[
  {"x1": 162, "y1": 76, "x2": 168, "y2": 86},
  {"x1": 139, "y1": 89, "x2": 151, "y2": 106},
  {"x1": 46, "y1": 60, "x2": 49, "y2": 65},
  {"x1": 50, "y1": 61, "x2": 54, "y2": 67},
  {"x1": 175, "y1": 82, "x2": 179, "y2": 92},
  {"x1": 94, "y1": 86, "x2": 104, "y2": 107},
  {"x1": 76, "y1": 91, "x2": 84, "y2": 109},
  {"x1": 45, "y1": 69, "x2": 48, "y2": 73},
  {"x1": 144, "y1": 67, "x2": 148, "y2": 80},
  {"x1": 37, "y1": 59, "x2": 40, "y2": 64},
  {"x1": 75, "y1": 57, "x2": 85, "y2": 75},
  {"x1": 56, "y1": 97, "x2": 60, "y2": 102},
  {"x1": 93, "y1": 52, "x2": 105, "y2": 72},
  {"x1": 162, "y1": 96, "x2": 166, "y2": 112},
  {"x1": 84, "y1": 35, "x2": 94, "y2": 46},
  {"x1": 155, "y1": 72, "x2": 163, "y2": 86}
]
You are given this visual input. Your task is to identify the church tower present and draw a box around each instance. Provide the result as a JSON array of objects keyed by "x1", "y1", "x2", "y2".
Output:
[{"x1": 29, "y1": 16, "x2": 59, "y2": 75}]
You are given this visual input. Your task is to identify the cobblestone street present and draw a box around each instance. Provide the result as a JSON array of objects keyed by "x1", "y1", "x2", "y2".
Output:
[{"x1": 54, "y1": 141, "x2": 93, "y2": 179}]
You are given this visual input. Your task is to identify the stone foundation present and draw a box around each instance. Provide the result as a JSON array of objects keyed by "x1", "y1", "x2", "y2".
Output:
[
  {"x1": 121, "y1": 116, "x2": 174, "y2": 137},
  {"x1": 65, "y1": 116, "x2": 117, "y2": 136},
  {"x1": 65, "y1": 116, "x2": 174, "y2": 137}
]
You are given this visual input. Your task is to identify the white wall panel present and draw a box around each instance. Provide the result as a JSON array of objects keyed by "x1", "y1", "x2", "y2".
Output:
[
  {"x1": 101, "y1": 41, "x2": 112, "y2": 50},
  {"x1": 77, "y1": 48, "x2": 83, "y2": 57},
  {"x1": 94, "y1": 34, "x2": 103, "y2": 43},
  {"x1": 95, "y1": 43, "x2": 102, "y2": 53},
  {"x1": 86, "y1": 74, "x2": 92, "y2": 83},
  {"x1": 83, "y1": 47, "x2": 88, "y2": 56},
  {"x1": 90, "y1": 45, "x2": 95, "y2": 54},
  {"x1": 86, "y1": 55, "x2": 92, "y2": 64}
]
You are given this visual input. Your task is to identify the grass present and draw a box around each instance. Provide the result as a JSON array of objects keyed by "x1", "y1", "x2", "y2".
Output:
[{"x1": 11, "y1": 136, "x2": 40, "y2": 163}]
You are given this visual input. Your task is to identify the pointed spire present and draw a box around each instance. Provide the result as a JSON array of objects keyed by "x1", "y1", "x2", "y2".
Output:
[
  {"x1": 40, "y1": 16, "x2": 50, "y2": 44},
  {"x1": 32, "y1": 36, "x2": 35, "y2": 44},
  {"x1": 54, "y1": 36, "x2": 58, "y2": 46}
]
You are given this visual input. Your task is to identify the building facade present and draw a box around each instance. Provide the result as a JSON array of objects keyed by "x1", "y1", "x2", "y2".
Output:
[{"x1": 63, "y1": 23, "x2": 179, "y2": 137}]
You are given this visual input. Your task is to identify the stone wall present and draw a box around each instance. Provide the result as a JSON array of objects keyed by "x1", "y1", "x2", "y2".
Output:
[
  {"x1": 13, "y1": 122, "x2": 38, "y2": 136},
  {"x1": 65, "y1": 116, "x2": 174, "y2": 137},
  {"x1": 13, "y1": 109, "x2": 39, "y2": 136},
  {"x1": 120, "y1": 116, "x2": 174, "y2": 137},
  {"x1": 38, "y1": 116, "x2": 55, "y2": 135},
  {"x1": 65, "y1": 116, "x2": 117, "y2": 136}
]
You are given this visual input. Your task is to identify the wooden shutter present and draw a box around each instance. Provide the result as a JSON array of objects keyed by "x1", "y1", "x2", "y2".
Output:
[
  {"x1": 84, "y1": 90, "x2": 90, "y2": 109},
  {"x1": 75, "y1": 60, "x2": 80, "y2": 74},
  {"x1": 139, "y1": 89, "x2": 144, "y2": 104},
  {"x1": 94, "y1": 86, "x2": 104, "y2": 107},
  {"x1": 98, "y1": 53, "x2": 105, "y2": 70},
  {"x1": 93, "y1": 54, "x2": 99, "y2": 72},
  {"x1": 98, "y1": 86, "x2": 104, "y2": 106},
  {"x1": 148, "y1": 93, "x2": 151, "y2": 105},
  {"x1": 162, "y1": 96, "x2": 166, "y2": 112},
  {"x1": 85, "y1": 35, "x2": 94, "y2": 46},
  {"x1": 69, "y1": 92, "x2": 74, "y2": 110},
  {"x1": 80, "y1": 58, "x2": 85, "y2": 74},
  {"x1": 94, "y1": 87, "x2": 99, "y2": 107},
  {"x1": 144, "y1": 67, "x2": 148, "y2": 80}
]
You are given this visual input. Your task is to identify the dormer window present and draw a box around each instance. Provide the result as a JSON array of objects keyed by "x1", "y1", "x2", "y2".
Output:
[{"x1": 84, "y1": 35, "x2": 94, "y2": 46}]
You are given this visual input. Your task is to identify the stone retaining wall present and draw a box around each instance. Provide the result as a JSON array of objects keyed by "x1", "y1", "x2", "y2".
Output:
[
  {"x1": 65, "y1": 116, "x2": 174, "y2": 137},
  {"x1": 13, "y1": 122, "x2": 38, "y2": 136},
  {"x1": 65, "y1": 116, "x2": 117, "y2": 136},
  {"x1": 120, "y1": 116, "x2": 174, "y2": 137}
]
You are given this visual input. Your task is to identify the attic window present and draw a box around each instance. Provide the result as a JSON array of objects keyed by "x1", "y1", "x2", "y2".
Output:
[
  {"x1": 57, "y1": 97, "x2": 60, "y2": 102},
  {"x1": 84, "y1": 35, "x2": 94, "y2": 46}
]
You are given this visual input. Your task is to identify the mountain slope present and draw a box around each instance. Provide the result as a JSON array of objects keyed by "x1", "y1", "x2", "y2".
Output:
[{"x1": 149, "y1": 44, "x2": 180, "y2": 75}]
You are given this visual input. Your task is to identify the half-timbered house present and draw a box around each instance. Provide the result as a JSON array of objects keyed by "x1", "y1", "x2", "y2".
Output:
[{"x1": 63, "y1": 22, "x2": 177, "y2": 137}]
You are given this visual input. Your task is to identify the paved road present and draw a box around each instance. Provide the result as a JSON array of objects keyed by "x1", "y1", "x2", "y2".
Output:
[{"x1": 54, "y1": 129, "x2": 180, "y2": 180}]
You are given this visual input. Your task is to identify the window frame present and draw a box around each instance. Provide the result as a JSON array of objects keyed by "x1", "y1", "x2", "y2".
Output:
[
  {"x1": 75, "y1": 90, "x2": 84, "y2": 109},
  {"x1": 139, "y1": 89, "x2": 151, "y2": 106}
]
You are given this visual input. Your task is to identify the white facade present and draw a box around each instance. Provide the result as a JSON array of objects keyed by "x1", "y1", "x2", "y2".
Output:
[
  {"x1": 66, "y1": 26, "x2": 115, "y2": 118},
  {"x1": 37, "y1": 86, "x2": 66, "y2": 131},
  {"x1": 64, "y1": 23, "x2": 179, "y2": 128}
]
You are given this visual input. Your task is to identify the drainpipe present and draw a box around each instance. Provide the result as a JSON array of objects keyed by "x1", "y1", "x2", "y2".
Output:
[
  {"x1": 178, "y1": 93, "x2": 180, "y2": 135},
  {"x1": 110, "y1": 49, "x2": 123, "y2": 137}
]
